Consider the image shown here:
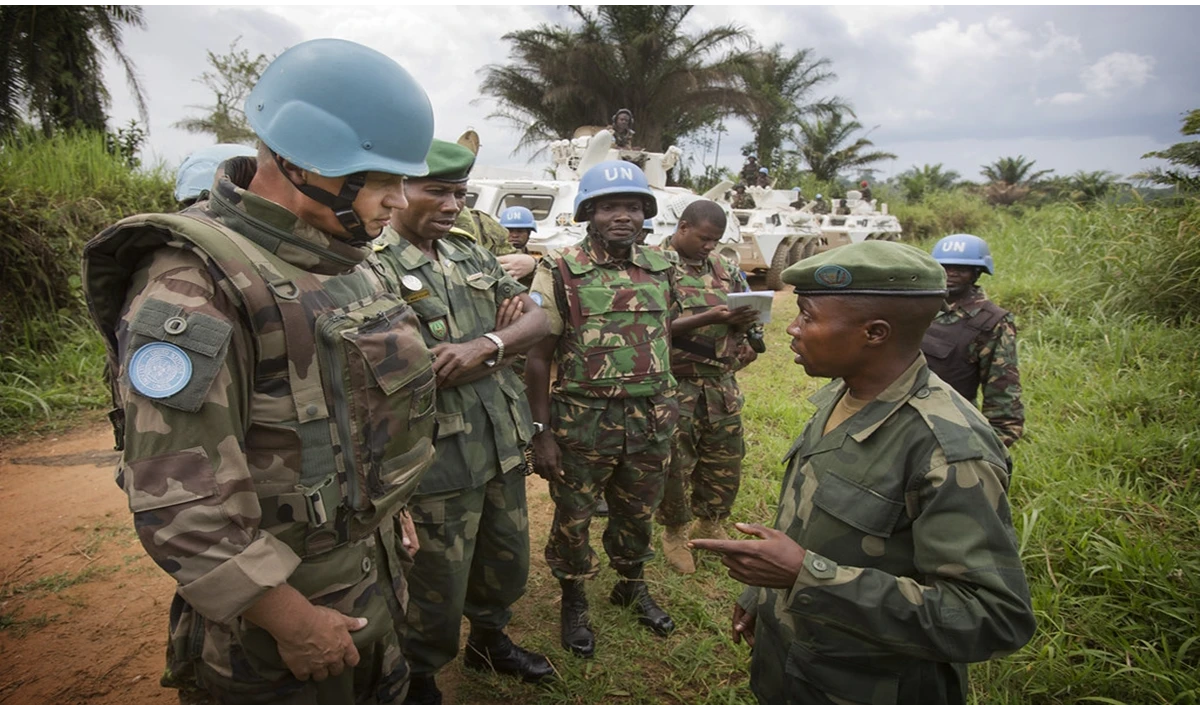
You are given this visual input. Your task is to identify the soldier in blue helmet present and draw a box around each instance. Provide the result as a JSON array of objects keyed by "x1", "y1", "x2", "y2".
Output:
[
  {"x1": 174, "y1": 143, "x2": 257, "y2": 206},
  {"x1": 499, "y1": 205, "x2": 537, "y2": 253},
  {"x1": 922, "y1": 233, "x2": 1024, "y2": 447},
  {"x1": 526, "y1": 160, "x2": 681, "y2": 659},
  {"x1": 83, "y1": 38, "x2": 437, "y2": 705}
]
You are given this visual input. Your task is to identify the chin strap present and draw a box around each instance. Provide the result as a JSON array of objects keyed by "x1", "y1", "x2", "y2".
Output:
[{"x1": 273, "y1": 154, "x2": 372, "y2": 245}]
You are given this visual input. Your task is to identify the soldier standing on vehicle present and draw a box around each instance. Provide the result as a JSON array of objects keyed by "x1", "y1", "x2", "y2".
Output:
[
  {"x1": 807, "y1": 193, "x2": 829, "y2": 215},
  {"x1": 756, "y1": 167, "x2": 771, "y2": 188},
  {"x1": 656, "y1": 200, "x2": 759, "y2": 575},
  {"x1": 691, "y1": 240, "x2": 1036, "y2": 705},
  {"x1": 789, "y1": 187, "x2": 806, "y2": 210},
  {"x1": 608, "y1": 108, "x2": 636, "y2": 149},
  {"x1": 82, "y1": 39, "x2": 439, "y2": 705},
  {"x1": 526, "y1": 160, "x2": 680, "y2": 659},
  {"x1": 731, "y1": 184, "x2": 756, "y2": 209},
  {"x1": 859, "y1": 179, "x2": 873, "y2": 204},
  {"x1": 740, "y1": 154, "x2": 759, "y2": 185},
  {"x1": 921, "y1": 233, "x2": 1024, "y2": 447},
  {"x1": 372, "y1": 139, "x2": 553, "y2": 704}
]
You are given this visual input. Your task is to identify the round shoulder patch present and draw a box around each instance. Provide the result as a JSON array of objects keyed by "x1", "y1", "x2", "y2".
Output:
[
  {"x1": 814, "y1": 264, "x2": 853, "y2": 289},
  {"x1": 129, "y1": 342, "x2": 193, "y2": 399},
  {"x1": 530, "y1": 291, "x2": 545, "y2": 307}
]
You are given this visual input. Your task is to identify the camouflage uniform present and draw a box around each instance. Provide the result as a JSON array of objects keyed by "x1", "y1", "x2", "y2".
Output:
[
  {"x1": 921, "y1": 286, "x2": 1024, "y2": 447},
  {"x1": 82, "y1": 168, "x2": 438, "y2": 705},
  {"x1": 739, "y1": 356, "x2": 1035, "y2": 705},
  {"x1": 530, "y1": 235, "x2": 679, "y2": 579},
  {"x1": 453, "y1": 208, "x2": 515, "y2": 257},
  {"x1": 370, "y1": 228, "x2": 534, "y2": 676},
  {"x1": 656, "y1": 246, "x2": 748, "y2": 528}
]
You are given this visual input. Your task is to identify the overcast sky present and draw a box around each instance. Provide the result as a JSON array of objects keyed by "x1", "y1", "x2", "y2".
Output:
[{"x1": 102, "y1": 5, "x2": 1199, "y2": 184}]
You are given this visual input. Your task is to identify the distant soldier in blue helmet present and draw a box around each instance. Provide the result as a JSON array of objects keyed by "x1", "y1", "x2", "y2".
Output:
[
  {"x1": 922, "y1": 234, "x2": 1024, "y2": 447},
  {"x1": 83, "y1": 39, "x2": 438, "y2": 705},
  {"x1": 499, "y1": 205, "x2": 537, "y2": 253},
  {"x1": 173, "y1": 143, "x2": 256, "y2": 206}
]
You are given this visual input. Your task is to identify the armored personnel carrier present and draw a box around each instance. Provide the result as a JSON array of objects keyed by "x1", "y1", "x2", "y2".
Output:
[
  {"x1": 727, "y1": 186, "x2": 903, "y2": 289},
  {"x1": 466, "y1": 130, "x2": 742, "y2": 254}
]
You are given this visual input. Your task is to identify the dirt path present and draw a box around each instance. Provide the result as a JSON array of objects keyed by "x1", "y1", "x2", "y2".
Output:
[{"x1": 0, "y1": 418, "x2": 564, "y2": 705}]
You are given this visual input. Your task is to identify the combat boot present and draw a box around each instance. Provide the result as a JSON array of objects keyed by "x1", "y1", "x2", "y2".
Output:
[
  {"x1": 464, "y1": 626, "x2": 555, "y2": 683},
  {"x1": 402, "y1": 673, "x2": 441, "y2": 705},
  {"x1": 559, "y1": 579, "x2": 595, "y2": 658},
  {"x1": 661, "y1": 525, "x2": 695, "y2": 574},
  {"x1": 610, "y1": 566, "x2": 675, "y2": 637},
  {"x1": 691, "y1": 517, "x2": 730, "y2": 542}
]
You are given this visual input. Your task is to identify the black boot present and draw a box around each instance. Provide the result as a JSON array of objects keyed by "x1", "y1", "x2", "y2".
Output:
[
  {"x1": 559, "y1": 579, "x2": 595, "y2": 658},
  {"x1": 610, "y1": 567, "x2": 675, "y2": 637},
  {"x1": 463, "y1": 627, "x2": 555, "y2": 683},
  {"x1": 402, "y1": 673, "x2": 441, "y2": 705}
]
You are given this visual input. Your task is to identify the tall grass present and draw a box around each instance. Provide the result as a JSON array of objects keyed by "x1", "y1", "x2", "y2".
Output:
[{"x1": 0, "y1": 128, "x2": 174, "y2": 348}]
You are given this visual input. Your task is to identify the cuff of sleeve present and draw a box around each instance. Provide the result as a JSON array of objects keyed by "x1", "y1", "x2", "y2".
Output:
[
  {"x1": 176, "y1": 531, "x2": 302, "y2": 624},
  {"x1": 790, "y1": 550, "x2": 840, "y2": 595}
]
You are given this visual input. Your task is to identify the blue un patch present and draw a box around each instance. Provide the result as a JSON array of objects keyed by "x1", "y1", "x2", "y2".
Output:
[
  {"x1": 129, "y1": 342, "x2": 193, "y2": 399},
  {"x1": 530, "y1": 291, "x2": 545, "y2": 307}
]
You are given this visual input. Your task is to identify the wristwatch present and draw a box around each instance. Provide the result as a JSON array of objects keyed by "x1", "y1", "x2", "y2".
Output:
[
  {"x1": 532, "y1": 421, "x2": 545, "y2": 435},
  {"x1": 482, "y1": 332, "x2": 505, "y2": 367}
]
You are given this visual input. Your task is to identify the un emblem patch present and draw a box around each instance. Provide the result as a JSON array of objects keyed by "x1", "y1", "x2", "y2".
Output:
[
  {"x1": 814, "y1": 265, "x2": 852, "y2": 289},
  {"x1": 129, "y1": 342, "x2": 192, "y2": 398}
]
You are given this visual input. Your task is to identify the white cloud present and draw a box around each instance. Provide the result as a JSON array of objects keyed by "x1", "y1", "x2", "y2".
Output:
[
  {"x1": 1046, "y1": 92, "x2": 1086, "y2": 106},
  {"x1": 1080, "y1": 51, "x2": 1156, "y2": 96},
  {"x1": 910, "y1": 17, "x2": 1032, "y2": 79},
  {"x1": 827, "y1": 5, "x2": 935, "y2": 39}
]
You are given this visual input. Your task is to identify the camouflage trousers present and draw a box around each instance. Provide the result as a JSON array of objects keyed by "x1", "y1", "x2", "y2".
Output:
[
  {"x1": 544, "y1": 392, "x2": 679, "y2": 580},
  {"x1": 165, "y1": 520, "x2": 413, "y2": 705},
  {"x1": 403, "y1": 466, "x2": 530, "y2": 675},
  {"x1": 657, "y1": 375, "x2": 745, "y2": 527}
]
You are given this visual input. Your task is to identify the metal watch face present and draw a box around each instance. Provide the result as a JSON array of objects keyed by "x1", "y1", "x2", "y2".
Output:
[{"x1": 400, "y1": 275, "x2": 424, "y2": 291}]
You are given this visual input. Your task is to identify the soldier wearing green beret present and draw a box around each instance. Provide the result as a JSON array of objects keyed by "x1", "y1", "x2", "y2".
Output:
[
  {"x1": 372, "y1": 139, "x2": 554, "y2": 704},
  {"x1": 692, "y1": 240, "x2": 1035, "y2": 705}
]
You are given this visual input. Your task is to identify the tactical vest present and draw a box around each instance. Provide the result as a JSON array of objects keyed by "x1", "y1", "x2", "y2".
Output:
[
  {"x1": 921, "y1": 299, "x2": 1008, "y2": 403},
  {"x1": 83, "y1": 209, "x2": 437, "y2": 556},
  {"x1": 670, "y1": 253, "x2": 740, "y2": 378},
  {"x1": 553, "y1": 246, "x2": 675, "y2": 398}
]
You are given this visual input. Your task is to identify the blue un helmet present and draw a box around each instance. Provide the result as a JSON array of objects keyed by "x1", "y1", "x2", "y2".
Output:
[
  {"x1": 174, "y1": 143, "x2": 256, "y2": 203},
  {"x1": 246, "y1": 38, "x2": 434, "y2": 242},
  {"x1": 499, "y1": 206, "x2": 538, "y2": 231},
  {"x1": 573, "y1": 160, "x2": 657, "y2": 221},
  {"x1": 931, "y1": 233, "x2": 995, "y2": 275}
]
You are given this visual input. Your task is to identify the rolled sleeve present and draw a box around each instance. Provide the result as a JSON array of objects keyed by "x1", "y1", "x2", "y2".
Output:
[{"x1": 176, "y1": 531, "x2": 302, "y2": 623}]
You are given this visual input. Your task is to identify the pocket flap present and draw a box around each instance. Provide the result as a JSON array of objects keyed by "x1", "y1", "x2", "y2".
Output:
[
  {"x1": 811, "y1": 470, "x2": 904, "y2": 538},
  {"x1": 920, "y1": 335, "x2": 955, "y2": 360},
  {"x1": 343, "y1": 318, "x2": 434, "y2": 395}
]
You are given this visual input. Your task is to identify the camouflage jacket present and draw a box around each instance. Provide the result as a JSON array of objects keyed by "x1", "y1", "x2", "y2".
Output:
[
  {"x1": 532, "y1": 234, "x2": 678, "y2": 398},
  {"x1": 81, "y1": 170, "x2": 437, "y2": 625},
  {"x1": 371, "y1": 228, "x2": 533, "y2": 494},
  {"x1": 739, "y1": 356, "x2": 1035, "y2": 705},
  {"x1": 922, "y1": 286, "x2": 1024, "y2": 447},
  {"x1": 662, "y1": 244, "x2": 748, "y2": 378},
  {"x1": 731, "y1": 193, "x2": 757, "y2": 209},
  {"x1": 453, "y1": 208, "x2": 515, "y2": 257}
]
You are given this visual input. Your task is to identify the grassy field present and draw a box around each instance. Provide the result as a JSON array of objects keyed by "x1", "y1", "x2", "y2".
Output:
[{"x1": 1, "y1": 150, "x2": 1197, "y2": 703}]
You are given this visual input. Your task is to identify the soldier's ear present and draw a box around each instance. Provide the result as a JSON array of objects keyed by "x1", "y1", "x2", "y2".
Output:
[{"x1": 863, "y1": 319, "x2": 891, "y2": 347}]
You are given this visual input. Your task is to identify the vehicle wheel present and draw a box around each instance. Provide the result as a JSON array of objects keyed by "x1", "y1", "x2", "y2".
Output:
[
  {"x1": 788, "y1": 239, "x2": 807, "y2": 265},
  {"x1": 800, "y1": 238, "x2": 819, "y2": 259},
  {"x1": 764, "y1": 240, "x2": 791, "y2": 290}
]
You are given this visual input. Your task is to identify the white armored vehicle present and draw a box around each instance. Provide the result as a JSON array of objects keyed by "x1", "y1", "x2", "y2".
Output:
[
  {"x1": 724, "y1": 186, "x2": 903, "y2": 289},
  {"x1": 466, "y1": 130, "x2": 742, "y2": 254}
]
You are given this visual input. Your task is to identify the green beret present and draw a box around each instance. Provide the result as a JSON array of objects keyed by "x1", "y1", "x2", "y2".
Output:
[
  {"x1": 783, "y1": 240, "x2": 947, "y2": 296},
  {"x1": 420, "y1": 139, "x2": 476, "y2": 183}
]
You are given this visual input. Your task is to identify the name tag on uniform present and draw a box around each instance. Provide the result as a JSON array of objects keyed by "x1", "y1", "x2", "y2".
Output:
[{"x1": 467, "y1": 272, "x2": 484, "y2": 282}]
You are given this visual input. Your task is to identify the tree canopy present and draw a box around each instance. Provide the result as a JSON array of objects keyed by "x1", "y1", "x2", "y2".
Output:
[
  {"x1": 1140, "y1": 108, "x2": 1200, "y2": 192},
  {"x1": 0, "y1": 5, "x2": 147, "y2": 136},
  {"x1": 174, "y1": 37, "x2": 272, "y2": 145},
  {"x1": 478, "y1": 5, "x2": 754, "y2": 156}
]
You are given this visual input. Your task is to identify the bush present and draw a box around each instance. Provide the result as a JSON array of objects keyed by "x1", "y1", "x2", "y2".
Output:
[
  {"x1": 891, "y1": 189, "x2": 998, "y2": 241},
  {"x1": 0, "y1": 128, "x2": 174, "y2": 347}
]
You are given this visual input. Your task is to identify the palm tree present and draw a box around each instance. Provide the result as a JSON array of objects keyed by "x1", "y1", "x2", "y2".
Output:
[
  {"x1": 0, "y1": 6, "x2": 148, "y2": 136},
  {"x1": 980, "y1": 155, "x2": 1054, "y2": 186},
  {"x1": 732, "y1": 44, "x2": 845, "y2": 169},
  {"x1": 795, "y1": 111, "x2": 896, "y2": 183},
  {"x1": 897, "y1": 163, "x2": 960, "y2": 202},
  {"x1": 1139, "y1": 108, "x2": 1200, "y2": 192},
  {"x1": 478, "y1": 5, "x2": 754, "y2": 156}
]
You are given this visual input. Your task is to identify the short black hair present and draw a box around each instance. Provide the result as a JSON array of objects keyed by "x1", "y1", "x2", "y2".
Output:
[{"x1": 679, "y1": 199, "x2": 727, "y2": 231}]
